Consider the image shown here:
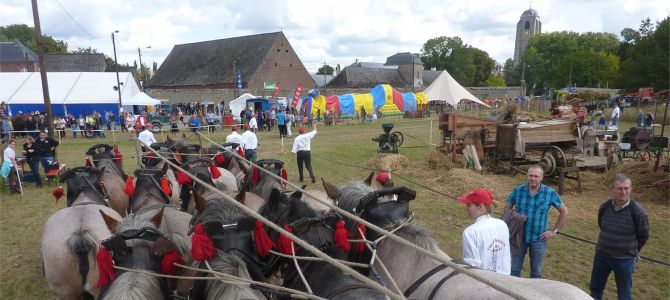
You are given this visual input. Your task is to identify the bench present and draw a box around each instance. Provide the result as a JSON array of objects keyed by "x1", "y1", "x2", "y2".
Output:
[{"x1": 45, "y1": 169, "x2": 60, "y2": 186}]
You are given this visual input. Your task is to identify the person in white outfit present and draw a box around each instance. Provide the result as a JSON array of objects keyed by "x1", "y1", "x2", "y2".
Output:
[
  {"x1": 241, "y1": 124, "x2": 258, "y2": 163},
  {"x1": 137, "y1": 126, "x2": 157, "y2": 151},
  {"x1": 291, "y1": 123, "x2": 317, "y2": 183},
  {"x1": 225, "y1": 126, "x2": 245, "y2": 150},
  {"x1": 459, "y1": 188, "x2": 511, "y2": 275}
]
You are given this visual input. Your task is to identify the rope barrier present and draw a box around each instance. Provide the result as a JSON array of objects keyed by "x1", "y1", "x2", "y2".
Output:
[
  {"x1": 197, "y1": 134, "x2": 532, "y2": 299},
  {"x1": 138, "y1": 138, "x2": 405, "y2": 300},
  {"x1": 309, "y1": 152, "x2": 670, "y2": 268}
]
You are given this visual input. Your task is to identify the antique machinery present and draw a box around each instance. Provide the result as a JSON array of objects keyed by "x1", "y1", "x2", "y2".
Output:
[{"x1": 372, "y1": 123, "x2": 404, "y2": 153}]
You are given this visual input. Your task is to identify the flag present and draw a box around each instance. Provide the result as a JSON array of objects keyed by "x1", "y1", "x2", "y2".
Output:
[
  {"x1": 291, "y1": 84, "x2": 304, "y2": 108},
  {"x1": 272, "y1": 82, "x2": 281, "y2": 100},
  {"x1": 236, "y1": 69, "x2": 243, "y2": 89}
]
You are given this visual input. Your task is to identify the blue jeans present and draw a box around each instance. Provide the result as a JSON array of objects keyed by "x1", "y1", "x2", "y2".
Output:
[
  {"x1": 28, "y1": 159, "x2": 42, "y2": 187},
  {"x1": 40, "y1": 156, "x2": 55, "y2": 173},
  {"x1": 589, "y1": 254, "x2": 634, "y2": 300},
  {"x1": 244, "y1": 149, "x2": 257, "y2": 164},
  {"x1": 511, "y1": 240, "x2": 547, "y2": 278}
]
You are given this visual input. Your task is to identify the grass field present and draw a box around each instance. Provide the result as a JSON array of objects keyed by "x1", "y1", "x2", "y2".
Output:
[{"x1": 1, "y1": 114, "x2": 669, "y2": 299}]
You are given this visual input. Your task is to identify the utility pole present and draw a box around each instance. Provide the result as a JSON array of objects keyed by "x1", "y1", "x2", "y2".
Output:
[
  {"x1": 323, "y1": 61, "x2": 327, "y2": 88},
  {"x1": 31, "y1": 0, "x2": 54, "y2": 139},
  {"x1": 137, "y1": 46, "x2": 151, "y2": 90},
  {"x1": 520, "y1": 63, "x2": 527, "y2": 98},
  {"x1": 112, "y1": 30, "x2": 123, "y2": 114}
]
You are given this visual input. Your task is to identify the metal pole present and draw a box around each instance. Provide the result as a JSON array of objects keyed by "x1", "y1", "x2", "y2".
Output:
[
  {"x1": 31, "y1": 0, "x2": 54, "y2": 139},
  {"x1": 137, "y1": 47, "x2": 143, "y2": 90},
  {"x1": 112, "y1": 31, "x2": 123, "y2": 115}
]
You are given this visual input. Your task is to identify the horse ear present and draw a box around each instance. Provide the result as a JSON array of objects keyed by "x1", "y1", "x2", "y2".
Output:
[
  {"x1": 290, "y1": 190, "x2": 303, "y2": 202},
  {"x1": 150, "y1": 207, "x2": 165, "y2": 228},
  {"x1": 322, "y1": 179, "x2": 339, "y2": 199},
  {"x1": 166, "y1": 135, "x2": 175, "y2": 144},
  {"x1": 99, "y1": 210, "x2": 118, "y2": 233},
  {"x1": 100, "y1": 166, "x2": 106, "y2": 175},
  {"x1": 193, "y1": 190, "x2": 207, "y2": 212},
  {"x1": 235, "y1": 190, "x2": 245, "y2": 203},
  {"x1": 269, "y1": 188, "x2": 281, "y2": 206},
  {"x1": 161, "y1": 163, "x2": 169, "y2": 176},
  {"x1": 238, "y1": 160, "x2": 248, "y2": 174},
  {"x1": 181, "y1": 133, "x2": 187, "y2": 140},
  {"x1": 364, "y1": 172, "x2": 375, "y2": 186}
]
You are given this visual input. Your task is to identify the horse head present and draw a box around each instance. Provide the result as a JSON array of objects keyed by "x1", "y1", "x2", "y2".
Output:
[
  {"x1": 96, "y1": 208, "x2": 187, "y2": 299},
  {"x1": 58, "y1": 166, "x2": 106, "y2": 207},
  {"x1": 131, "y1": 164, "x2": 172, "y2": 212},
  {"x1": 240, "y1": 159, "x2": 288, "y2": 200},
  {"x1": 177, "y1": 158, "x2": 218, "y2": 212}
]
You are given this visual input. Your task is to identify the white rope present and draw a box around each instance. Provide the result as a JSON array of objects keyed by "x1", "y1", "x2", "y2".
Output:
[
  {"x1": 198, "y1": 133, "x2": 531, "y2": 300},
  {"x1": 138, "y1": 139, "x2": 404, "y2": 300},
  {"x1": 357, "y1": 226, "x2": 403, "y2": 296},
  {"x1": 268, "y1": 250, "x2": 368, "y2": 268},
  {"x1": 291, "y1": 241, "x2": 313, "y2": 294}
]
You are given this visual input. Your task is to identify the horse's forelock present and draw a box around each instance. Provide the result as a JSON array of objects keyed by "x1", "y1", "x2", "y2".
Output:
[
  {"x1": 192, "y1": 195, "x2": 246, "y2": 226},
  {"x1": 103, "y1": 271, "x2": 163, "y2": 300},
  {"x1": 337, "y1": 181, "x2": 375, "y2": 213},
  {"x1": 115, "y1": 214, "x2": 157, "y2": 233}
]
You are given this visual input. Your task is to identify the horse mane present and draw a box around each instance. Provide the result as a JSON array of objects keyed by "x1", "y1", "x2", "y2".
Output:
[
  {"x1": 203, "y1": 253, "x2": 259, "y2": 300},
  {"x1": 190, "y1": 195, "x2": 247, "y2": 226},
  {"x1": 337, "y1": 180, "x2": 447, "y2": 257},
  {"x1": 103, "y1": 272, "x2": 163, "y2": 300}
]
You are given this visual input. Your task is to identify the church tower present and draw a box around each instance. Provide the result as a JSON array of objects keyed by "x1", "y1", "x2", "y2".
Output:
[{"x1": 513, "y1": 8, "x2": 541, "y2": 66}]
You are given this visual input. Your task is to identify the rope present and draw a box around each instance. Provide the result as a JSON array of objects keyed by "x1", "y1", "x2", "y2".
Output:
[
  {"x1": 310, "y1": 152, "x2": 670, "y2": 268},
  {"x1": 268, "y1": 250, "x2": 369, "y2": 268},
  {"x1": 291, "y1": 241, "x2": 313, "y2": 294},
  {"x1": 138, "y1": 138, "x2": 405, "y2": 300},
  {"x1": 196, "y1": 134, "x2": 531, "y2": 299}
]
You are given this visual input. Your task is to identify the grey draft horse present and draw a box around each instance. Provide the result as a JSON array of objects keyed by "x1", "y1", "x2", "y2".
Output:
[
  {"x1": 42, "y1": 167, "x2": 122, "y2": 299},
  {"x1": 182, "y1": 191, "x2": 264, "y2": 300},
  {"x1": 330, "y1": 180, "x2": 592, "y2": 300},
  {"x1": 260, "y1": 189, "x2": 386, "y2": 300},
  {"x1": 97, "y1": 207, "x2": 189, "y2": 300},
  {"x1": 86, "y1": 144, "x2": 129, "y2": 216}
]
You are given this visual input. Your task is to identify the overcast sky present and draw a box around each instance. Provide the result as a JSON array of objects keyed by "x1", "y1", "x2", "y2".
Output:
[{"x1": 1, "y1": 0, "x2": 668, "y2": 73}]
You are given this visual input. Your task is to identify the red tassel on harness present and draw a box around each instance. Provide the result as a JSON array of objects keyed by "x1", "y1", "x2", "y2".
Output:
[
  {"x1": 281, "y1": 169, "x2": 288, "y2": 181},
  {"x1": 190, "y1": 224, "x2": 215, "y2": 261},
  {"x1": 237, "y1": 147, "x2": 245, "y2": 157},
  {"x1": 253, "y1": 220, "x2": 275, "y2": 257},
  {"x1": 160, "y1": 250, "x2": 184, "y2": 275},
  {"x1": 52, "y1": 186, "x2": 65, "y2": 204},
  {"x1": 161, "y1": 177, "x2": 172, "y2": 196},
  {"x1": 177, "y1": 172, "x2": 192, "y2": 185},
  {"x1": 252, "y1": 167, "x2": 260, "y2": 185},
  {"x1": 354, "y1": 223, "x2": 367, "y2": 252},
  {"x1": 209, "y1": 164, "x2": 221, "y2": 179},
  {"x1": 277, "y1": 224, "x2": 296, "y2": 255},
  {"x1": 85, "y1": 158, "x2": 92, "y2": 167},
  {"x1": 214, "y1": 153, "x2": 225, "y2": 166},
  {"x1": 92, "y1": 245, "x2": 115, "y2": 289},
  {"x1": 113, "y1": 146, "x2": 123, "y2": 162},
  {"x1": 333, "y1": 220, "x2": 351, "y2": 252},
  {"x1": 146, "y1": 151, "x2": 154, "y2": 160},
  {"x1": 123, "y1": 176, "x2": 135, "y2": 196}
]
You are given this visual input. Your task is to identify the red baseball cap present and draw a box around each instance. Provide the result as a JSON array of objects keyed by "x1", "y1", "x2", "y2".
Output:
[
  {"x1": 375, "y1": 172, "x2": 389, "y2": 184},
  {"x1": 243, "y1": 123, "x2": 249, "y2": 129},
  {"x1": 458, "y1": 188, "x2": 493, "y2": 205},
  {"x1": 299, "y1": 127, "x2": 305, "y2": 134}
]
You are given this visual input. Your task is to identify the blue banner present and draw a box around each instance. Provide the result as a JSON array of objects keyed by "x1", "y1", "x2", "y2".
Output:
[{"x1": 236, "y1": 69, "x2": 243, "y2": 89}]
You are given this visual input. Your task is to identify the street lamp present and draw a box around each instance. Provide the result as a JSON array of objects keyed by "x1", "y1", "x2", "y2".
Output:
[
  {"x1": 111, "y1": 30, "x2": 122, "y2": 113},
  {"x1": 137, "y1": 45, "x2": 151, "y2": 90}
]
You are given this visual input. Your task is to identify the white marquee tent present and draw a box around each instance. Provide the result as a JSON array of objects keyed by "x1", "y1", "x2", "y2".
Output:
[
  {"x1": 423, "y1": 70, "x2": 488, "y2": 107},
  {"x1": 0, "y1": 72, "x2": 156, "y2": 116},
  {"x1": 229, "y1": 93, "x2": 257, "y2": 120}
]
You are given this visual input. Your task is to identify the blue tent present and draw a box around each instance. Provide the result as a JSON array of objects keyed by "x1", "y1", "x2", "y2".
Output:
[
  {"x1": 369, "y1": 85, "x2": 387, "y2": 110},
  {"x1": 339, "y1": 94, "x2": 355, "y2": 117},
  {"x1": 402, "y1": 93, "x2": 417, "y2": 112},
  {"x1": 246, "y1": 98, "x2": 271, "y2": 112}
]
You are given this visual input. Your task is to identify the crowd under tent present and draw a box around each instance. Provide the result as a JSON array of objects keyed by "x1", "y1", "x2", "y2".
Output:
[
  {"x1": 423, "y1": 70, "x2": 488, "y2": 108},
  {"x1": 0, "y1": 72, "x2": 157, "y2": 117}
]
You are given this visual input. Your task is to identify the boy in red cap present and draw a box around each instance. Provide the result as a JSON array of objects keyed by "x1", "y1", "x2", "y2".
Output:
[{"x1": 459, "y1": 188, "x2": 511, "y2": 274}]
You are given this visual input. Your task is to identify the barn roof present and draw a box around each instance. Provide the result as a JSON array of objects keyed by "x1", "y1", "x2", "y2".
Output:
[
  {"x1": 148, "y1": 32, "x2": 284, "y2": 87},
  {"x1": 326, "y1": 66, "x2": 407, "y2": 88},
  {"x1": 44, "y1": 54, "x2": 106, "y2": 72},
  {"x1": 0, "y1": 42, "x2": 38, "y2": 62}
]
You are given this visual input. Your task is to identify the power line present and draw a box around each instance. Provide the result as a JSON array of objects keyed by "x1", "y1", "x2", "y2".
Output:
[{"x1": 54, "y1": 0, "x2": 99, "y2": 40}]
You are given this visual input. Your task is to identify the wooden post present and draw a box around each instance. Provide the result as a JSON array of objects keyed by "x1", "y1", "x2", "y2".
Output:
[{"x1": 31, "y1": 0, "x2": 55, "y2": 139}]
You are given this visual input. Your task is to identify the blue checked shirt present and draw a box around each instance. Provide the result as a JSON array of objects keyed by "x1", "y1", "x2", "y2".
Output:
[{"x1": 507, "y1": 184, "x2": 563, "y2": 242}]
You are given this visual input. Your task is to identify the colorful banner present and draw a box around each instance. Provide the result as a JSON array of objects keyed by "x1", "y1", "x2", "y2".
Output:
[
  {"x1": 236, "y1": 69, "x2": 243, "y2": 89},
  {"x1": 291, "y1": 84, "x2": 304, "y2": 108},
  {"x1": 272, "y1": 82, "x2": 281, "y2": 100}
]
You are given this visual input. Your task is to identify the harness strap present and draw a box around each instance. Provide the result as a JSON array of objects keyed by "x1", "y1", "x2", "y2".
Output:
[
  {"x1": 428, "y1": 270, "x2": 460, "y2": 300},
  {"x1": 403, "y1": 264, "x2": 447, "y2": 297},
  {"x1": 324, "y1": 284, "x2": 374, "y2": 299}
]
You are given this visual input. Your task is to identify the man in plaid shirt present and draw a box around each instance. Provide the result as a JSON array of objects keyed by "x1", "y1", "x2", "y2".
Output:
[{"x1": 505, "y1": 165, "x2": 569, "y2": 278}]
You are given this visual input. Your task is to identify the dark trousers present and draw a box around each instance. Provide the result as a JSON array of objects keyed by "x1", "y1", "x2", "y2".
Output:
[
  {"x1": 28, "y1": 159, "x2": 42, "y2": 187},
  {"x1": 296, "y1": 150, "x2": 314, "y2": 181},
  {"x1": 245, "y1": 149, "x2": 257, "y2": 163},
  {"x1": 278, "y1": 124, "x2": 286, "y2": 137},
  {"x1": 589, "y1": 253, "x2": 635, "y2": 300}
]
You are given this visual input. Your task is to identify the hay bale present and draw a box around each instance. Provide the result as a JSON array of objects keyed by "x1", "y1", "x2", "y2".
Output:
[
  {"x1": 426, "y1": 149, "x2": 455, "y2": 170},
  {"x1": 368, "y1": 154, "x2": 409, "y2": 171}
]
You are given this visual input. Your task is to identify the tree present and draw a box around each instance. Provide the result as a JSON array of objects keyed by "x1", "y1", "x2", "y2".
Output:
[
  {"x1": 0, "y1": 24, "x2": 67, "y2": 54},
  {"x1": 484, "y1": 75, "x2": 506, "y2": 87},
  {"x1": 71, "y1": 47, "x2": 100, "y2": 54},
  {"x1": 420, "y1": 36, "x2": 494, "y2": 86},
  {"x1": 316, "y1": 64, "x2": 334, "y2": 75},
  {"x1": 152, "y1": 62, "x2": 158, "y2": 72},
  {"x1": 619, "y1": 17, "x2": 669, "y2": 90}
]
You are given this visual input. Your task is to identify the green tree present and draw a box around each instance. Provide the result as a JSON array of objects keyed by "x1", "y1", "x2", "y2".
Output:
[
  {"x1": 152, "y1": 62, "x2": 158, "y2": 72},
  {"x1": 0, "y1": 24, "x2": 67, "y2": 54},
  {"x1": 420, "y1": 36, "x2": 494, "y2": 86},
  {"x1": 619, "y1": 17, "x2": 669, "y2": 90},
  {"x1": 316, "y1": 64, "x2": 334, "y2": 75},
  {"x1": 483, "y1": 74, "x2": 506, "y2": 87}
]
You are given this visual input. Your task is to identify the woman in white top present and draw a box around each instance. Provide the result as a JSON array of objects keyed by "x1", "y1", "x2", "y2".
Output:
[{"x1": 1, "y1": 140, "x2": 23, "y2": 193}]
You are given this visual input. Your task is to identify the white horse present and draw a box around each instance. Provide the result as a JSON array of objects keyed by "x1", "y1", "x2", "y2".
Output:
[
  {"x1": 329, "y1": 180, "x2": 592, "y2": 300},
  {"x1": 42, "y1": 167, "x2": 123, "y2": 299}
]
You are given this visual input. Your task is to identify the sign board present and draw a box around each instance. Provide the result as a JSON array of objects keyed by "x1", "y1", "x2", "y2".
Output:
[{"x1": 264, "y1": 81, "x2": 276, "y2": 90}]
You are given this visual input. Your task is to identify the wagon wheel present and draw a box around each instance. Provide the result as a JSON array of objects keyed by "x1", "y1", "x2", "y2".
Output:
[
  {"x1": 633, "y1": 130, "x2": 652, "y2": 151},
  {"x1": 540, "y1": 146, "x2": 567, "y2": 176}
]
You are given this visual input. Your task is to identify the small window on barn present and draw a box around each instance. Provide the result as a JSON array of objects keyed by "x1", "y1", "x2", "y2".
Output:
[
  {"x1": 286, "y1": 50, "x2": 288, "y2": 53},
  {"x1": 290, "y1": 63, "x2": 292, "y2": 68},
  {"x1": 275, "y1": 63, "x2": 277, "y2": 68},
  {"x1": 277, "y1": 49, "x2": 280, "y2": 52}
]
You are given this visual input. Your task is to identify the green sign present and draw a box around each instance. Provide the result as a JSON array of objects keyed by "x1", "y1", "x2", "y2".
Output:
[{"x1": 264, "y1": 81, "x2": 276, "y2": 90}]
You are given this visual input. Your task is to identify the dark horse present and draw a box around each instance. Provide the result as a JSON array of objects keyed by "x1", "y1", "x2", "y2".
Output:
[{"x1": 261, "y1": 188, "x2": 387, "y2": 299}]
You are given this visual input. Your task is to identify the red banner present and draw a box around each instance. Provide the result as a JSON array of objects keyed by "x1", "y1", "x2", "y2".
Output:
[
  {"x1": 291, "y1": 84, "x2": 304, "y2": 108},
  {"x1": 272, "y1": 82, "x2": 281, "y2": 101}
]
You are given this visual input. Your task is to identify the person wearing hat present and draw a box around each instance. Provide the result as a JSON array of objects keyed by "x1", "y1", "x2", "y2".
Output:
[
  {"x1": 291, "y1": 123, "x2": 317, "y2": 183},
  {"x1": 241, "y1": 124, "x2": 258, "y2": 163},
  {"x1": 459, "y1": 188, "x2": 511, "y2": 274}
]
